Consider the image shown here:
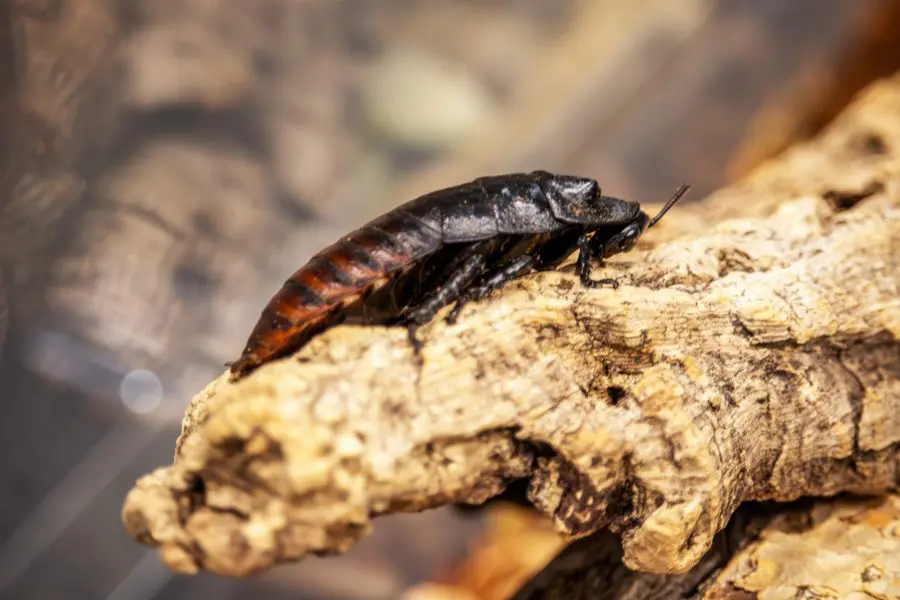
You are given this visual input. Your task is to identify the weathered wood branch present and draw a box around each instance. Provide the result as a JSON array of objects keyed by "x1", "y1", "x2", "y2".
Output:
[
  {"x1": 510, "y1": 502, "x2": 775, "y2": 600},
  {"x1": 700, "y1": 494, "x2": 900, "y2": 599},
  {"x1": 122, "y1": 72, "x2": 900, "y2": 578},
  {"x1": 512, "y1": 494, "x2": 900, "y2": 599}
]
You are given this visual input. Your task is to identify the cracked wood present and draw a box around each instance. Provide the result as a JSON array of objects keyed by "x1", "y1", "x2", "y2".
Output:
[
  {"x1": 122, "y1": 71, "x2": 900, "y2": 578},
  {"x1": 512, "y1": 495, "x2": 900, "y2": 599}
]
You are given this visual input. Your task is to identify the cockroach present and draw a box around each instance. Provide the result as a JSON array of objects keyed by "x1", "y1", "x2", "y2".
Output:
[{"x1": 228, "y1": 171, "x2": 689, "y2": 379}]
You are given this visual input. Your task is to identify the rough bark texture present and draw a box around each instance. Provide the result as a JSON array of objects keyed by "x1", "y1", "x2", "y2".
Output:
[
  {"x1": 702, "y1": 494, "x2": 900, "y2": 599},
  {"x1": 513, "y1": 494, "x2": 900, "y2": 600},
  {"x1": 509, "y1": 505, "x2": 771, "y2": 600},
  {"x1": 122, "y1": 72, "x2": 900, "y2": 578}
]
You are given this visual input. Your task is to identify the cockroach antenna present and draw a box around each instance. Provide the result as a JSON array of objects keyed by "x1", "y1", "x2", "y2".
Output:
[{"x1": 648, "y1": 183, "x2": 690, "y2": 228}]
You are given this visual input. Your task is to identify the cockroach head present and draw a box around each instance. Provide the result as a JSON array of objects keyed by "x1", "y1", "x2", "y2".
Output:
[
  {"x1": 533, "y1": 171, "x2": 640, "y2": 225},
  {"x1": 588, "y1": 182, "x2": 690, "y2": 258}
]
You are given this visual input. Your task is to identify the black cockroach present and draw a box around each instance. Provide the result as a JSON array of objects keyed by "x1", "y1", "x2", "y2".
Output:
[{"x1": 228, "y1": 171, "x2": 689, "y2": 378}]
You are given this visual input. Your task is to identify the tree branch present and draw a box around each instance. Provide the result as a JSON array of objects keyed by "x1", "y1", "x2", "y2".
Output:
[
  {"x1": 512, "y1": 494, "x2": 900, "y2": 599},
  {"x1": 122, "y1": 72, "x2": 900, "y2": 578}
]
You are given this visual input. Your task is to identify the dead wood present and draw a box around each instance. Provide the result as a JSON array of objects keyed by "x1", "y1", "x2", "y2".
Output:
[
  {"x1": 122, "y1": 71, "x2": 900, "y2": 578},
  {"x1": 699, "y1": 494, "x2": 900, "y2": 599},
  {"x1": 509, "y1": 503, "x2": 772, "y2": 600},
  {"x1": 513, "y1": 494, "x2": 900, "y2": 599}
]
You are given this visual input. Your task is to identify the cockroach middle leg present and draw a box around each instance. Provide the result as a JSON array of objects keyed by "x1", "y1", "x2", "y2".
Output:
[
  {"x1": 406, "y1": 323, "x2": 424, "y2": 356},
  {"x1": 404, "y1": 251, "x2": 488, "y2": 354},
  {"x1": 576, "y1": 234, "x2": 619, "y2": 289},
  {"x1": 444, "y1": 254, "x2": 535, "y2": 325}
]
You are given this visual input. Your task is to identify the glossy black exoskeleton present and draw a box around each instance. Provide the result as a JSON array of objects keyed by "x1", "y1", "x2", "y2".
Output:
[{"x1": 229, "y1": 171, "x2": 689, "y2": 378}]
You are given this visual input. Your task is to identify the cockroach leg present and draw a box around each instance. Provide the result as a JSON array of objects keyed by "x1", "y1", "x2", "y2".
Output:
[
  {"x1": 576, "y1": 234, "x2": 619, "y2": 289},
  {"x1": 445, "y1": 254, "x2": 535, "y2": 325},
  {"x1": 407, "y1": 323, "x2": 424, "y2": 356},
  {"x1": 404, "y1": 251, "x2": 488, "y2": 352}
]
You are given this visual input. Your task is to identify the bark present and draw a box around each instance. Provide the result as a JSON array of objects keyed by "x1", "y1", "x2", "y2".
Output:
[
  {"x1": 510, "y1": 504, "x2": 771, "y2": 600},
  {"x1": 513, "y1": 494, "x2": 900, "y2": 599},
  {"x1": 122, "y1": 71, "x2": 900, "y2": 578},
  {"x1": 700, "y1": 494, "x2": 900, "y2": 599}
]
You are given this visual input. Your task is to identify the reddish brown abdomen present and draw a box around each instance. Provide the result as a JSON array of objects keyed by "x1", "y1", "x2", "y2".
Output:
[{"x1": 229, "y1": 215, "x2": 440, "y2": 377}]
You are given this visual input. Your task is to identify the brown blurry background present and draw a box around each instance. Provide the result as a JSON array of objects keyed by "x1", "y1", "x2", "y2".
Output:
[{"x1": 2, "y1": 1, "x2": 900, "y2": 599}]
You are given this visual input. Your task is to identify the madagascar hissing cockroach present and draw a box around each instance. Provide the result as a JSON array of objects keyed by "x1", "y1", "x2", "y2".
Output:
[{"x1": 228, "y1": 171, "x2": 689, "y2": 379}]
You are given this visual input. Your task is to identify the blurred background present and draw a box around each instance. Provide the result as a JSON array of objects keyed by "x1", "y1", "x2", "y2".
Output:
[{"x1": 2, "y1": 1, "x2": 900, "y2": 598}]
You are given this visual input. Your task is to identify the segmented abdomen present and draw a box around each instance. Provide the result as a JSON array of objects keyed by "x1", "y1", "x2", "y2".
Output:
[{"x1": 229, "y1": 209, "x2": 443, "y2": 377}]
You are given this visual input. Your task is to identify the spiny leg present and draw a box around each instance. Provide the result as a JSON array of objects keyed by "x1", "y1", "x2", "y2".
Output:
[
  {"x1": 445, "y1": 254, "x2": 535, "y2": 325},
  {"x1": 576, "y1": 234, "x2": 619, "y2": 289},
  {"x1": 405, "y1": 251, "x2": 488, "y2": 354}
]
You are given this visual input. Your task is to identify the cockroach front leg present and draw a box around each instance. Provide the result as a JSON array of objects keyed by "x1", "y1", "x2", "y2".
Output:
[
  {"x1": 444, "y1": 254, "x2": 535, "y2": 325},
  {"x1": 405, "y1": 252, "x2": 488, "y2": 355},
  {"x1": 576, "y1": 234, "x2": 619, "y2": 289}
]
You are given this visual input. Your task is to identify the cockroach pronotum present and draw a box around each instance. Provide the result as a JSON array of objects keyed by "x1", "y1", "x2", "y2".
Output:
[{"x1": 228, "y1": 171, "x2": 689, "y2": 379}]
